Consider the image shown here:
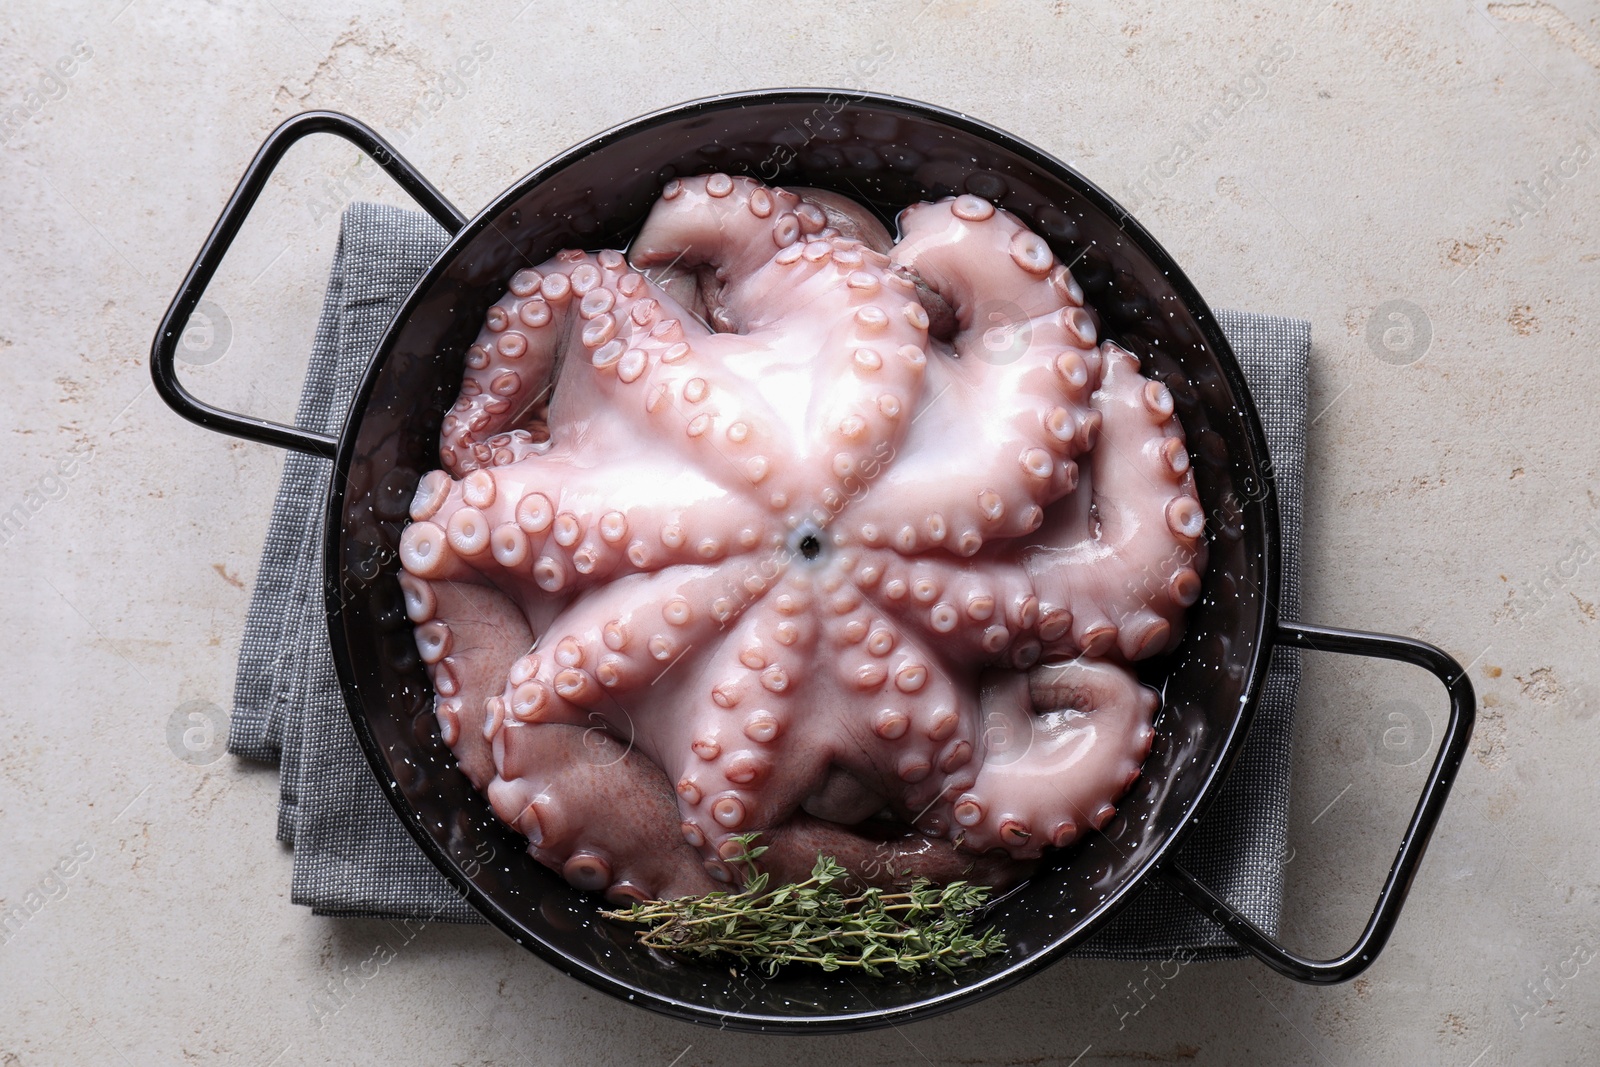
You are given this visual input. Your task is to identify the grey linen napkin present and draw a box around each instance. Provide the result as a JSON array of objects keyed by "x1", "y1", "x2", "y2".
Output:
[{"x1": 230, "y1": 201, "x2": 1309, "y2": 953}]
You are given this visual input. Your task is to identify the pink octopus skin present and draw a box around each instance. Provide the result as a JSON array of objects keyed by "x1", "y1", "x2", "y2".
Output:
[{"x1": 397, "y1": 175, "x2": 1207, "y2": 901}]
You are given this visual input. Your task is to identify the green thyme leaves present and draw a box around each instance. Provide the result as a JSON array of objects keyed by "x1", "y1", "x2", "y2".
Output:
[{"x1": 600, "y1": 834, "x2": 1005, "y2": 978}]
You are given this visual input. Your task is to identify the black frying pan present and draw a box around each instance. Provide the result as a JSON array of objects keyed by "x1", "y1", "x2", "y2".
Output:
[{"x1": 152, "y1": 90, "x2": 1474, "y2": 1034}]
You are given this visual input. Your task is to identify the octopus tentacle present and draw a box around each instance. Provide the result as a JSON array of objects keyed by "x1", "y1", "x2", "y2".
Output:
[
  {"x1": 439, "y1": 253, "x2": 579, "y2": 475},
  {"x1": 607, "y1": 326, "x2": 809, "y2": 509},
  {"x1": 442, "y1": 249, "x2": 710, "y2": 475},
  {"x1": 1024, "y1": 342, "x2": 1208, "y2": 660},
  {"x1": 407, "y1": 452, "x2": 776, "y2": 602},
  {"x1": 401, "y1": 573, "x2": 533, "y2": 790},
  {"x1": 854, "y1": 547, "x2": 1045, "y2": 668},
  {"x1": 839, "y1": 198, "x2": 1101, "y2": 558},
  {"x1": 638, "y1": 202, "x2": 931, "y2": 518},
  {"x1": 940, "y1": 658, "x2": 1158, "y2": 859},
  {"x1": 660, "y1": 585, "x2": 834, "y2": 874},
  {"x1": 802, "y1": 566, "x2": 982, "y2": 825},
  {"x1": 891, "y1": 195, "x2": 1091, "y2": 327},
  {"x1": 789, "y1": 187, "x2": 894, "y2": 253},
  {"x1": 494, "y1": 558, "x2": 784, "y2": 731},
  {"x1": 631, "y1": 174, "x2": 816, "y2": 331},
  {"x1": 488, "y1": 722, "x2": 721, "y2": 902},
  {"x1": 731, "y1": 240, "x2": 930, "y2": 515},
  {"x1": 754, "y1": 813, "x2": 1030, "y2": 892}
]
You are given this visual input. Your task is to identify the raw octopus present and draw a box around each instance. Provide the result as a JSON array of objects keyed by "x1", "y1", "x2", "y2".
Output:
[{"x1": 396, "y1": 175, "x2": 1207, "y2": 904}]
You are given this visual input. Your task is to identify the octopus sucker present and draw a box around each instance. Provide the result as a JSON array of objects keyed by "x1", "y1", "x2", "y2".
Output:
[
  {"x1": 397, "y1": 571, "x2": 436, "y2": 623},
  {"x1": 402, "y1": 176, "x2": 1208, "y2": 900},
  {"x1": 409, "y1": 469, "x2": 452, "y2": 521},
  {"x1": 398, "y1": 520, "x2": 469, "y2": 581}
]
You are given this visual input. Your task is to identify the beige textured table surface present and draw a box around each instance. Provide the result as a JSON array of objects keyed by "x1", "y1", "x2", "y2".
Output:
[{"x1": 3, "y1": 1, "x2": 1597, "y2": 1063}]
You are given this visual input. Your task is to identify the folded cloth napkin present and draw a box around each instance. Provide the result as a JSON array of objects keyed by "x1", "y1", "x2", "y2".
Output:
[{"x1": 229, "y1": 202, "x2": 1309, "y2": 954}]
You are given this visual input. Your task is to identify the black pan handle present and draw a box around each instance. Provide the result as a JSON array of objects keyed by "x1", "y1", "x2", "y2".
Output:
[
  {"x1": 150, "y1": 110, "x2": 467, "y2": 457},
  {"x1": 1160, "y1": 619, "x2": 1475, "y2": 984}
]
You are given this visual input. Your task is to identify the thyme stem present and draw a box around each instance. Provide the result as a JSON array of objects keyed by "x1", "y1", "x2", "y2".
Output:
[{"x1": 599, "y1": 833, "x2": 1005, "y2": 977}]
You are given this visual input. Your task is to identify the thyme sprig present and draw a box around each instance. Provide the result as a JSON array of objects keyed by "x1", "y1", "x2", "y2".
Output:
[{"x1": 599, "y1": 833, "x2": 1006, "y2": 977}]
